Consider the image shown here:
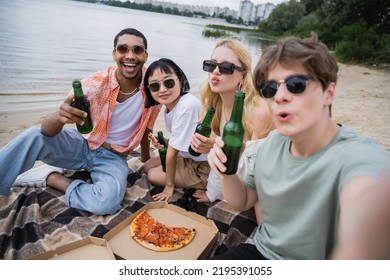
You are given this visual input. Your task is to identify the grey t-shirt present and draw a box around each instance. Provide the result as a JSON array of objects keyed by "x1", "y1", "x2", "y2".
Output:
[{"x1": 245, "y1": 125, "x2": 390, "y2": 259}]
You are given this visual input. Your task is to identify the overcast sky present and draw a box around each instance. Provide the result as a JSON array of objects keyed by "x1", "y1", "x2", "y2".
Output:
[{"x1": 155, "y1": 0, "x2": 287, "y2": 11}]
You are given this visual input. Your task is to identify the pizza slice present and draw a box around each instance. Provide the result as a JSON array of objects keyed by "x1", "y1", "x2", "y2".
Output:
[
  {"x1": 129, "y1": 210, "x2": 196, "y2": 252},
  {"x1": 148, "y1": 132, "x2": 158, "y2": 144}
]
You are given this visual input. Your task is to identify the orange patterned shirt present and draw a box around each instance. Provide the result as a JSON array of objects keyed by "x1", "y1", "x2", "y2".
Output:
[{"x1": 69, "y1": 66, "x2": 161, "y2": 154}]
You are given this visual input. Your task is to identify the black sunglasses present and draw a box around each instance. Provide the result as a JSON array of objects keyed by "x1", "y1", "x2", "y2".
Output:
[
  {"x1": 115, "y1": 44, "x2": 146, "y2": 55},
  {"x1": 148, "y1": 78, "x2": 177, "y2": 92},
  {"x1": 203, "y1": 60, "x2": 245, "y2": 75},
  {"x1": 258, "y1": 74, "x2": 313, "y2": 99}
]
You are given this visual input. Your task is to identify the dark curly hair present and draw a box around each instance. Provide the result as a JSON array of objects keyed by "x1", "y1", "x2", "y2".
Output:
[{"x1": 114, "y1": 28, "x2": 147, "y2": 50}]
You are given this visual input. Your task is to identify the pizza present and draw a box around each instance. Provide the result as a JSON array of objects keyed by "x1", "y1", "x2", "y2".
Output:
[
  {"x1": 148, "y1": 132, "x2": 158, "y2": 144},
  {"x1": 129, "y1": 210, "x2": 196, "y2": 252}
]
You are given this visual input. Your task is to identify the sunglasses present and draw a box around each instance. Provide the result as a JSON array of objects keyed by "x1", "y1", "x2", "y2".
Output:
[
  {"x1": 148, "y1": 78, "x2": 177, "y2": 92},
  {"x1": 203, "y1": 60, "x2": 244, "y2": 75},
  {"x1": 115, "y1": 44, "x2": 146, "y2": 55},
  {"x1": 258, "y1": 74, "x2": 313, "y2": 99}
]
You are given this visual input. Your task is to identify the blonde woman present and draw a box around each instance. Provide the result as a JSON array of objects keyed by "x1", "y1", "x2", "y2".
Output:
[{"x1": 190, "y1": 38, "x2": 274, "y2": 222}]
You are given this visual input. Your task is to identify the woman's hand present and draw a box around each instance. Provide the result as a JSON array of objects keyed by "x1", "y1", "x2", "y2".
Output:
[
  {"x1": 207, "y1": 136, "x2": 228, "y2": 179},
  {"x1": 152, "y1": 184, "x2": 174, "y2": 201},
  {"x1": 190, "y1": 133, "x2": 214, "y2": 155}
]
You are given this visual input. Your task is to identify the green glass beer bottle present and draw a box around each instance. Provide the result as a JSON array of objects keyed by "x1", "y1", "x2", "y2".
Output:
[
  {"x1": 71, "y1": 79, "x2": 93, "y2": 134},
  {"x1": 157, "y1": 131, "x2": 167, "y2": 172},
  {"x1": 221, "y1": 90, "x2": 245, "y2": 174},
  {"x1": 188, "y1": 106, "x2": 216, "y2": 157}
]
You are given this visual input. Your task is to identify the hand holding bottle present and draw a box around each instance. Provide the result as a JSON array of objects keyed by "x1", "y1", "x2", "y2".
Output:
[
  {"x1": 71, "y1": 79, "x2": 93, "y2": 134},
  {"x1": 59, "y1": 94, "x2": 89, "y2": 124},
  {"x1": 207, "y1": 136, "x2": 228, "y2": 178},
  {"x1": 221, "y1": 91, "x2": 245, "y2": 174},
  {"x1": 41, "y1": 93, "x2": 92, "y2": 137},
  {"x1": 189, "y1": 106, "x2": 216, "y2": 156},
  {"x1": 208, "y1": 135, "x2": 246, "y2": 179},
  {"x1": 190, "y1": 133, "x2": 214, "y2": 154}
]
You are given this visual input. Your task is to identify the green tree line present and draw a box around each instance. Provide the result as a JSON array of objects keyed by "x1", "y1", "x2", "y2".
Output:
[
  {"x1": 258, "y1": 0, "x2": 390, "y2": 65},
  {"x1": 74, "y1": 0, "x2": 389, "y2": 65}
]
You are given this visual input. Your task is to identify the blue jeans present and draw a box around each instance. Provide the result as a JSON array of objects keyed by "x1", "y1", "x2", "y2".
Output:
[{"x1": 0, "y1": 127, "x2": 129, "y2": 215}]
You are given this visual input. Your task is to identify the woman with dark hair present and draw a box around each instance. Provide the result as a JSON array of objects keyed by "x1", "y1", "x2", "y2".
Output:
[
  {"x1": 143, "y1": 58, "x2": 210, "y2": 201},
  {"x1": 190, "y1": 38, "x2": 274, "y2": 224}
]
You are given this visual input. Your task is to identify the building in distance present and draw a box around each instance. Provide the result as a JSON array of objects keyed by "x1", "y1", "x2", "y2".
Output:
[{"x1": 131, "y1": 0, "x2": 276, "y2": 24}]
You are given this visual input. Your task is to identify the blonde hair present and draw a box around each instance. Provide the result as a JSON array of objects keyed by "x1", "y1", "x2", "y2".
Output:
[{"x1": 200, "y1": 38, "x2": 272, "y2": 141}]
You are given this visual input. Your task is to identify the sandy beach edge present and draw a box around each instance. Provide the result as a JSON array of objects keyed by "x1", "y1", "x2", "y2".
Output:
[{"x1": 1, "y1": 63, "x2": 389, "y2": 153}]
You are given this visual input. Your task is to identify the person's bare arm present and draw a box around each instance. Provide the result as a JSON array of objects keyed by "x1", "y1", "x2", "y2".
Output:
[
  {"x1": 332, "y1": 175, "x2": 390, "y2": 259},
  {"x1": 140, "y1": 128, "x2": 152, "y2": 162},
  {"x1": 41, "y1": 94, "x2": 87, "y2": 136}
]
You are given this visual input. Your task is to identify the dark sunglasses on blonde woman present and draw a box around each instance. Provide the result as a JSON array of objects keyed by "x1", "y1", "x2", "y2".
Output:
[
  {"x1": 115, "y1": 44, "x2": 146, "y2": 55},
  {"x1": 148, "y1": 78, "x2": 176, "y2": 92},
  {"x1": 203, "y1": 60, "x2": 245, "y2": 75},
  {"x1": 258, "y1": 74, "x2": 313, "y2": 99}
]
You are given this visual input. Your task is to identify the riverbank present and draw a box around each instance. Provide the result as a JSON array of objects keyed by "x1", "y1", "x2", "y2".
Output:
[{"x1": 1, "y1": 63, "x2": 389, "y2": 153}]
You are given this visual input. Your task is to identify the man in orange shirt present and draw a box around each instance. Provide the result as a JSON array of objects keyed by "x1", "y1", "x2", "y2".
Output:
[{"x1": 0, "y1": 28, "x2": 161, "y2": 215}]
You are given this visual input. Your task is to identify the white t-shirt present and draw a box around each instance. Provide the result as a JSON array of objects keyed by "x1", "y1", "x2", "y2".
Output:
[
  {"x1": 106, "y1": 91, "x2": 142, "y2": 146},
  {"x1": 164, "y1": 93, "x2": 207, "y2": 162}
]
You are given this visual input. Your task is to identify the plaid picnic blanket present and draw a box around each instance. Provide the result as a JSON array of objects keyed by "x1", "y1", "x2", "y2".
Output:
[{"x1": 0, "y1": 161, "x2": 258, "y2": 260}]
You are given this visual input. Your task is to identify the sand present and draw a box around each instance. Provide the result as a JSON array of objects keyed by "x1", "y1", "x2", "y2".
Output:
[{"x1": 0, "y1": 63, "x2": 389, "y2": 153}]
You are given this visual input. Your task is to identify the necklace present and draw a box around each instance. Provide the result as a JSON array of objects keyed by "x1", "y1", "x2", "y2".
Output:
[{"x1": 119, "y1": 86, "x2": 138, "y2": 97}]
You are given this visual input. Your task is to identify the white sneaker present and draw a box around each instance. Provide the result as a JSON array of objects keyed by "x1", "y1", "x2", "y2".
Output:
[{"x1": 13, "y1": 164, "x2": 64, "y2": 188}]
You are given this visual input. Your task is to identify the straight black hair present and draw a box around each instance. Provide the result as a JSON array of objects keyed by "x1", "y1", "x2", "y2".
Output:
[{"x1": 144, "y1": 58, "x2": 190, "y2": 108}]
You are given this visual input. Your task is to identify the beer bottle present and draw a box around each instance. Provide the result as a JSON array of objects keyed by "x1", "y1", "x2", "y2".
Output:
[
  {"x1": 71, "y1": 79, "x2": 93, "y2": 134},
  {"x1": 157, "y1": 131, "x2": 167, "y2": 172},
  {"x1": 188, "y1": 106, "x2": 216, "y2": 157},
  {"x1": 221, "y1": 91, "x2": 245, "y2": 174}
]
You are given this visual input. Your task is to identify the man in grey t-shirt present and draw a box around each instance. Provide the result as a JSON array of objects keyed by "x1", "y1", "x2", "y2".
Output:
[{"x1": 208, "y1": 33, "x2": 390, "y2": 260}]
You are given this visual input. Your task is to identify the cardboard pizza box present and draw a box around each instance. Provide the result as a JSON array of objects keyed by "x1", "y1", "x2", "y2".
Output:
[
  {"x1": 29, "y1": 236, "x2": 116, "y2": 260},
  {"x1": 103, "y1": 201, "x2": 219, "y2": 260}
]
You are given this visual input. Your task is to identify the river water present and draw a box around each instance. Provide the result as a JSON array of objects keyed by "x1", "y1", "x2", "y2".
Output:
[{"x1": 0, "y1": 0, "x2": 271, "y2": 112}]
